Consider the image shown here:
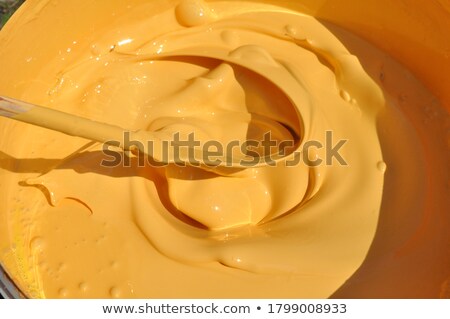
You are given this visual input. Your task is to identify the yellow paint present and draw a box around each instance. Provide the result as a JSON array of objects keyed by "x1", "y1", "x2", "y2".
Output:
[{"x1": 0, "y1": 0, "x2": 448, "y2": 298}]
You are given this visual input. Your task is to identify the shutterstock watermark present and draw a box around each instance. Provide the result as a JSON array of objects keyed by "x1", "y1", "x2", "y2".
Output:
[{"x1": 100, "y1": 131, "x2": 347, "y2": 168}]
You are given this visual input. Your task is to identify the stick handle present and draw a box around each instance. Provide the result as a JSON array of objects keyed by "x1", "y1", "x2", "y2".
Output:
[{"x1": 0, "y1": 96, "x2": 127, "y2": 146}]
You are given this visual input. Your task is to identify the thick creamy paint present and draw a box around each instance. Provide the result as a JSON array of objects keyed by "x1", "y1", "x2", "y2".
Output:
[{"x1": 0, "y1": 0, "x2": 448, "y2": 298}]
